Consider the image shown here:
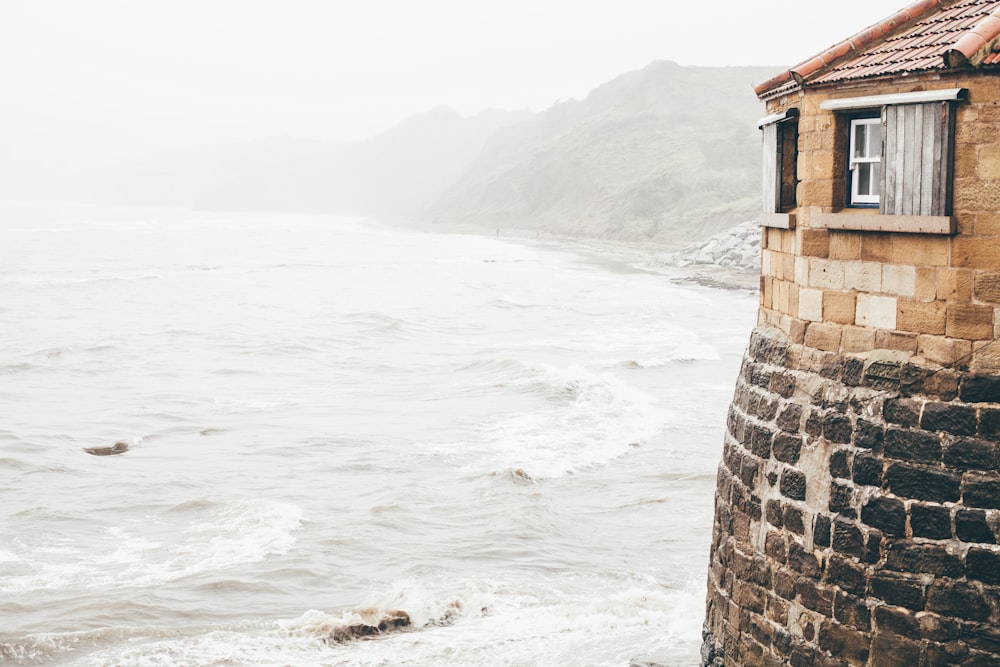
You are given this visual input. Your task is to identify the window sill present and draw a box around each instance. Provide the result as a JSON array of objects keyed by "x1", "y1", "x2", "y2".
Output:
[
  {"x1": 761, "y1": 213, "x2": 796, "y2": 230},
  {"x1": 812, "y1": 212, "x2": 956, "y2": 235}
]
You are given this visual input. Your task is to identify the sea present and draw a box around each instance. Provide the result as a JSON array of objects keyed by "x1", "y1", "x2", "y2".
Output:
[{"x1": 0, "y1": 201, "x2": 758, "y2": 667}]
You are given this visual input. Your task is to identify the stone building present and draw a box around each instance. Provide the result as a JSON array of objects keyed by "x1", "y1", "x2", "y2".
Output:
[{"x1": 702, "y1": 1, "x2": 1000, "y2": 665}]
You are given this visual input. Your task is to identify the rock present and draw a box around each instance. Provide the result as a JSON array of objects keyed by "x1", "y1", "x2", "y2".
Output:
[
  {"x1": 84, "y1": 441, "x2": 129, "y2": 456},
  {"x1": 326, "y1": 609, "x2": 412, "y2": 643}
]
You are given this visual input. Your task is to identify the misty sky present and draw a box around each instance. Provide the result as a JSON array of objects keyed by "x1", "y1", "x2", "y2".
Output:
[{"x1": 3, "y1": 0, "x2": 906, "y2": 160}]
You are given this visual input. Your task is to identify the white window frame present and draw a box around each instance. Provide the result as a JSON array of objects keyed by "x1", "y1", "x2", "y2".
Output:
[{"x1": 849, "y1": 116, "x2": 881, "y2": 206}]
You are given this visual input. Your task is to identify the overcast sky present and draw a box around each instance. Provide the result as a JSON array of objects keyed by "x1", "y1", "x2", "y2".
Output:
[{"x1": 3, "y1": 0, "x2": 908, "y2": 158}]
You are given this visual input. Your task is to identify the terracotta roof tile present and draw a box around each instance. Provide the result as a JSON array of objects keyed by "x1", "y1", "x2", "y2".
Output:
[{"x1": 755, "y1": 0, "x2": 1000, "y2": 98}]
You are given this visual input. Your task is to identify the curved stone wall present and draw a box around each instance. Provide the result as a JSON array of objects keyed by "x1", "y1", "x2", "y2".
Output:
[{"x1": 702, "y1": 325, "x2": 1000, "y2": 666}]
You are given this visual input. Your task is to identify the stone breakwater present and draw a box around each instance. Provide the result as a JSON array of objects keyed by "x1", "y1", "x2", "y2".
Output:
[
  {"x1": 702, "y1": 325, "x2": 1000, "y2": 666},
  {"x1": 669, "y1": 220, "x2": 761, "y2": 272}
]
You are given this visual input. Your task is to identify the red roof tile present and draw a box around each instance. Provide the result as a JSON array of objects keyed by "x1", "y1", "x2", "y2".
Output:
[{"x1": 755, "y1": 0, "x2": 1000, "y2": 99}]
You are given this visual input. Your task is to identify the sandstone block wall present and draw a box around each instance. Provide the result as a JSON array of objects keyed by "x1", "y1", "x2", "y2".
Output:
[
  {"x1": 702, "y1": 326, "x2": 1000, "y2": 666},
  {"x1": 758, "y1": 71, "x2": 1000, "y2": 375}
]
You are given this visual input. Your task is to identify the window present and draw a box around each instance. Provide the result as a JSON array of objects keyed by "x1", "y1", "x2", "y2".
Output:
[
  {"x1": 849, "y1": 115, "x2": 881, "y2": 207},
  {"x1": 759, "y1": 108, "x2": 798, "y2": 226},
  {"x1": 821, "y1": 88, "x2": 965, "y2": 217}
]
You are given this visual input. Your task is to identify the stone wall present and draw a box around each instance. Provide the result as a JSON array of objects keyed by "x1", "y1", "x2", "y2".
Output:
[
  {"x1": 701, "y1": 325, "x2": 1000, "y2": 666},
  {"x1": 758, "y1": 70, "x2": 1000, "y2": 375}
]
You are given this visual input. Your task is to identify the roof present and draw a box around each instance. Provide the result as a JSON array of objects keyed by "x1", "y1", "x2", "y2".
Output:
[{"x1": 755, "y1": 0, "x2": 1000, "y2": 99}]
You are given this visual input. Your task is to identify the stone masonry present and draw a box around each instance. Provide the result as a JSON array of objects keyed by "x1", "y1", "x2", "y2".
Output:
[{"x1": 701, "y1": 326, "x2": 1000, "y2": 666}]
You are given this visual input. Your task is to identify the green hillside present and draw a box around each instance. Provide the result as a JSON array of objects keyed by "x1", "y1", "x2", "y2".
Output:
[{"x1": 427, "y1": 61, "x2": 776, "y2": 247}]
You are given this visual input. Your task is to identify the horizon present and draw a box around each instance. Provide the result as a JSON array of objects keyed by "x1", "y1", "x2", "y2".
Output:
[{"x1": 1, "y1": 0, "x2": 908, "y2": 204}]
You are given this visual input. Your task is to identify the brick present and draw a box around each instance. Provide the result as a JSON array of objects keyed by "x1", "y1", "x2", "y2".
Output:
[
  {"x1": 937, "y1": 268, "x2": 973, "y2": 302},
  {"x1": 825, "y1": 554, "x2": 867, "y2": 596},
  {"x1": 875, "y1": 330, "x2": 918, "y2": 353},
  {"x1": 783, "y1": 504, "x2": 806, "y2": 534},
  {"x1": 794, "y1": 256, "x2": 809, "y2": 285},
  {"x1": 953, "y1": 237, "x2": 1000, "y2": 269},
  {"x1": 814, "y1": 514, "x2": 831, "y2": 547},
  {"x1": 809, "y1": 258, "x2": 846, "y2": 290},
  {"x1": 947, "y1": 304, "x2": 995, "y2": 340},
  {"x1": 817, "y1": 619, "x2": 869, "y2": 665},
  {"x1": 883, "y1": 398, "x2": 921, "y2": 427},
  {"x1": 961, "y1": 374, "x2": 1000, "y2": 403},
  {"x1": 788, "y1": 541, "x2": 821, "y2": 577},
  {"x1": 861, "y1": 496, "x2": 907, "y2": 536},
  {"x1": 856, "y1": 294, "x2": 897, "y2": 329},
  {"x1": 780, "y1": 468, "x2": 807, "y2": 501},
  {"x1": 832, "y1": 519, "x2": 865, "y2": 558},
  {"x1": 830, "y1": 481, "x2": 855, "y2": 515},
  {"x1": 864, "y1": 359, "x2": 903, "y2": 390},
  {"x1": 871, "y1": 574, "x2": 926, "y2": 610},
  {"x1": 830, "y1": 448, "x2": 851, "y2": 478},
  {"x1": 804, "y1": 322, "x2": 842, "y2": 352},
  {"x1": 910, "y1": 503, "x2": 952, "y2": 539},
  {"x1": 884, "y1": 463, "x2": 961, "y2": 501},
  {"x1": 766, "y1": 499, "x2": 783, "y2": 527},
  {"x1": 975, "y1": 272, "x2": 1000, "y2": 304},
  {"x1": 853, "y1": 452, "x2": 884, "y2": 486},
  {"x1": 918, "y1": 335, "x2": 973, "y2": 367},
  {"x1": 869, "y1": 632, "x2": 922, "y2": 666},
  {"x1": 963, "y1": 475, "x2": 1000, "y2": 509},
  {"x1": 915, "y1": 266, "x2": 937, "y2": 301},
  {"x1": 955, "y1": 509, "x2": 997, "y2": 544},
  {"x1": 796, "y1": 577, "x2": 835, "y2": 615},
  {"x1": 966, "y1": 547, "x2": 1000, "y2": 584},
  {"x1": 825, "y1": 291, "x2": 858, "y2": 325},
  {"x1": 974, "y1": 339, "x2": 1000, "y2": 374},
  {"x1": 853, "y1": 420, "x2": 884, "y2": 451},
  {"x1": 882, "y1": 235, "x2": 950, "y2": 267},
  {"x1": 921, "y1": 402, "x2": 978, "y2": 436},
  {"x1": 896, "y1": 299, "x2": 947, "y2": 335},
  {"x1": 823, "y1": 411, "x2": 853, "y2": 444},
  {"x1": 799, "y1": 228, "x2": 830, "y2": 257},
  {"x1": 799, "y1": 287, "x2": 823, "y2": 321},
  {"x1": 771, "y1": 373, "x2": 797, "y2": 399},
  {"x1": 926, "y1": 582, "x2": 992, "y2": 621},
  {"x1": 844, "y1": 261, "x2": 882, "y2": 292},
  {"x1": 884, "y1": 543, "x2": 963, "y2": 577},
  {"x1": 982, "y1": 408, "x2": 1000, "y2": 439},
  {"x1": 944, "y1": 437, "x2": 996, "y2": 470},
  {"x1": 776, "y1": 402, "x2": 803, "y2": 431},
  {"x1": 834, "y1": 591, "x2": 871, "y2": 631},
  {"x1": 874, "y1": 605, "x2": 919, "y2": 637},
  {"x1": 884, "y1": 427, "x2": 942, "y2": 463},
  {"x1": 773, "y1": 432, "x2": 802, "y2": 463},
  {"x1": 829, "y1": 231, "x2": 861, "y2": 260},
  {"x1": 882, "y1": 264, "x2": 917, "y2": 298},
  {"x1": 841, "y1": 326, "x2": 876, "y2": 352}
]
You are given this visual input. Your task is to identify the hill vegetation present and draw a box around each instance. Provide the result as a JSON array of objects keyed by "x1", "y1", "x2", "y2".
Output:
[
  {"x1": 96, "y1": 61, "x2": 776, "y2": 248},
  {"x1": 428, "y1": 61, "x2": 776, "y2": 247}
]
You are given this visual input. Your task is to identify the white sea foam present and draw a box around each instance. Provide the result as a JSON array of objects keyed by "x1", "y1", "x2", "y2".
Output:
[
  {"x1": 0, "y1": 498, "x2": 303, "y2": 593},
  {"x1": 465, "y1": 363, "x2": 664, "y2": 479}
]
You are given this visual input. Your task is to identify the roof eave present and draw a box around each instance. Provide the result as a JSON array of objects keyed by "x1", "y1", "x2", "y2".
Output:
[{"x1": 753, "y1": 0, "x2": 946, "y2": 99}]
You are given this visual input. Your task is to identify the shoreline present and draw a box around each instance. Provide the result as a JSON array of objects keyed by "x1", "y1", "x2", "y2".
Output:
[{"x1": 374, "y1": 215, "x2": 760, "y2": 295}]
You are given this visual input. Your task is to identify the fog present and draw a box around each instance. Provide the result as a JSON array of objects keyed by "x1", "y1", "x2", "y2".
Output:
[{"x1": 1, "y1": 0, "x2": 906, "y2": 205}]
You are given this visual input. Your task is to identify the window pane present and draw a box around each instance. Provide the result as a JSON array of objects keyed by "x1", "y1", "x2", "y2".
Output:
[
  {"x1": 853, "y1": 124, "x2": 866, "y2": 159},
  {"x1": 858, "y1": 163, "x2": 871, "y2": 194},
  {"x1": 871, "y1": 163, "x2": 880, "y2": 196},
  {"x1": 869, "y1": 123, "x2": 882, "y2": 158}
]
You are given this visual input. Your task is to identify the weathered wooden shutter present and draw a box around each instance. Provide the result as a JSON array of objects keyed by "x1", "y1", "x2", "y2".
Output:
[
  {"x1": 762, "y1": 122, "x2": 779, "y2": 214},
  {"x1": 881, "y1": 101, "x2": 955, "y2": 216}
]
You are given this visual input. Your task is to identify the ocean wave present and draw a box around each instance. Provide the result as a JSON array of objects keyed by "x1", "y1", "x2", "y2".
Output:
[
  {"x1": 29, "y1": 576, "x2": 699, "y2": 667},
  {"x1": 0, "y1": 498, "x2": 304, "y2": 594},
  {"x1": 448, "y1": 360, "x2": 664, "y2": 479}
]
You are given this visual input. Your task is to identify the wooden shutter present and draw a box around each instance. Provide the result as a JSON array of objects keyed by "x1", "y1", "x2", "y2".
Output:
[
  {"x1": 762, "y1": 122, "x2": 779, "y2": 214},
  {"x1": 881, "y1": 101, "x2": 955, "y2": 216}
]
